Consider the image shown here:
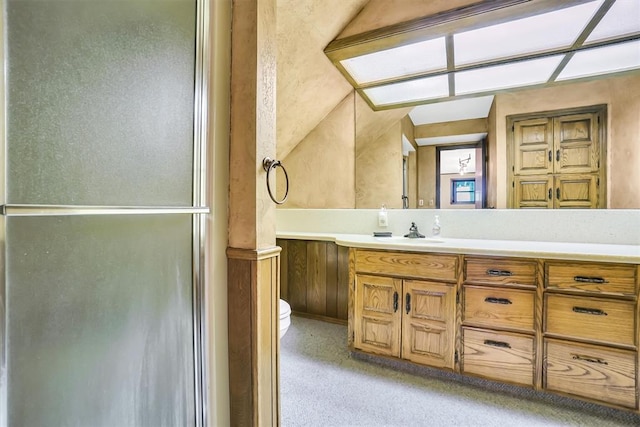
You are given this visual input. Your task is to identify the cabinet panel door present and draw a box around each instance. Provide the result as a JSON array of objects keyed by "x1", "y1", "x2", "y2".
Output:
[
  {"x1": 354, "y1": 275, "x2": 402, "y2": 357},
  {"x1": 554, "y1": 174, "x2": 598, "y2": 208},
  {"x1": 554, "y1": 113, "x2": 599, "y2": 174},
  {"x1": 402, "y1": 280, "x2": 455, "y2": 368},
  {"x1": 514, "y1": 175, "x2": 553, "y2": 208},
  {"x1": 513, "y1": 118, "x2": 553, "y2": 175}
]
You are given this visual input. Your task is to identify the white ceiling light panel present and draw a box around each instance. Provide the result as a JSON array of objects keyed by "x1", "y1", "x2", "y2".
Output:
[
  {"x1": 455, "y1": 55, "x2": 563, "y2": 95},
  {"x1": 558, "y1": 39, "x2": 640, "y2": 80},
  {"x1": 454, "y1": 1, "x2": 603, "y2": 66},
  {"x1": 586, "y1": 0, "x2": 640, "y2": 43},
  {"x1": 364, "y1": 74, "x2": 449, "y2": 106},
  {"x1": 340, "y1": 37, "x2": 447, "y2": 85}
]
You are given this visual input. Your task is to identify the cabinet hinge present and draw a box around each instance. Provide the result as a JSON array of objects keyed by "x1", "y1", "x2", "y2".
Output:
[
  {"x1": 512, "y1": 181, "x2": 515, "y2": 188},
  {"x1": 454, "y1": 351, "x2": 459, "y2": 364},
  {"x1": 511, "y1": 125, "x2": 514, "y2": 132},
  {"x1": 597, "y1": 177, "x2": 600, "y2": 186}
]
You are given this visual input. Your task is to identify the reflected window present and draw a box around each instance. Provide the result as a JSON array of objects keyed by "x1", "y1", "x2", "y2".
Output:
[{"x1": 451, "y1": 178, "x2": 476, "y2": 204}]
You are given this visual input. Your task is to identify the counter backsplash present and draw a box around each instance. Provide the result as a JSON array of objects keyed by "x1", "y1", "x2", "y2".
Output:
[{"x1": 276, "y1": 209, "x2": 640, "y2": 246}]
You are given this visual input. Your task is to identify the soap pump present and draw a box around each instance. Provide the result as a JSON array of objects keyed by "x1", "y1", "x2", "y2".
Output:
[
  {"x1": 378, "y1": 205, "x2": 388, "y2": 227},
  {"x1": 432, "y1": 215, "x2": 441, "y2": 237}
]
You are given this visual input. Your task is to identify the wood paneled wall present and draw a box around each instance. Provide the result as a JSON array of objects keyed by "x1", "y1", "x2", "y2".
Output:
[
  {"x1": 227, "y1": 247, "x2": 280, "y2": 426},
  {"x1": 277, "y1": 239, "x2": 349, "y2": 323}
]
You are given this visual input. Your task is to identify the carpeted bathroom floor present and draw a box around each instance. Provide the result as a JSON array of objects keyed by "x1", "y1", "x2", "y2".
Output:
[{"x1": 280, "y1": 316, "x2": 640, "y2": 427}]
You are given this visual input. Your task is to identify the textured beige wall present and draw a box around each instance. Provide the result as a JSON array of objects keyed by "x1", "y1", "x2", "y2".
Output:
[
  {"x1": 277, "y1": 94, "x2": 356, "y2": 208},
  {"x1": 494, "y1": 73, "x2": 640, "y2": 209},
  {"x1": 337, "y1": 0, "x2": 478, "y2": 39},
  {"x1": 355, "y1": 93, "x2": 411, "y2": 209},
  {"x1": 407, "y1": 151, "x2": 418, "y2": 209},
  {"x1": 229, "y1": 0, "x2": 277, "y2": 249},
  {"x1": 276, "y1": 0, "x2": 368, "y2": 159},
  {"x1": 356, "y1": 121, "x2": 404, "y2": 209},
  {"x1": 417, "y1": 145, "x2": 436, "y2": 208}
]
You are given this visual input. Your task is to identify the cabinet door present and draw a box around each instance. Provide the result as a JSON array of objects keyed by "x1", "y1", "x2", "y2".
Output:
[
  {"x1": 354, "y1": 274, "x2": 402, "y2": 357},
  {"x1": 553, "y1": 173, "x2": 598, "y2": 208},
  {"x1": 553, "y1": 113, "x2": 599, "y2": 174},
  {"x1": 513, "y1": 175, "x2": 553, "y2": 208},
  {"x1": 513, "y1": 118, "x2": 553, "y2": 176},
  {"x1": 402, "y1": 280, "x2": 455, "y2": 368}
]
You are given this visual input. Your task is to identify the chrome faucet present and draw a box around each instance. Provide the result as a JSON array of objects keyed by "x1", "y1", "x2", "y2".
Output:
[{"x1": 404, "y1": 222, "x2": 425, "y2": 238}]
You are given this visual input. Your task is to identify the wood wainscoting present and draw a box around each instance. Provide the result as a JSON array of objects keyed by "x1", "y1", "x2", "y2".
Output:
[
  {"x1": 277, "y1": 239, "x2": 349, "y2": 323},
  {"x1": 227, "y1": 246, "x2": 281, "y2": 426}
]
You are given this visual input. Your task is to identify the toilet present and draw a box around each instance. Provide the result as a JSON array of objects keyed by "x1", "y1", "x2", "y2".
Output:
[{"x1": 279, "y1": 299, "x2": 291, "y2": 338}]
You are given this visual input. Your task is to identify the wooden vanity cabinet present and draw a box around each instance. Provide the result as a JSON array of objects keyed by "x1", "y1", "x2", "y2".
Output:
[
  {"x1": 352, "y1": 250, "x2": 458, "y2": 369},
  {"x1": 543, "y1": 261, "x2": 639, "y2": 409},
  {"x1": 348, "y1": 246, "x2": 640, "y2": 413},
  {"x1": 460, "y1": 257, "x2": 539, "y2": 387}
]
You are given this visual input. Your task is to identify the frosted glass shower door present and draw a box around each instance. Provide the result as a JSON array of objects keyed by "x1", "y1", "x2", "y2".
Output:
[{"x1": 1, "y1": 1, "x2": 207, "y2": 426}]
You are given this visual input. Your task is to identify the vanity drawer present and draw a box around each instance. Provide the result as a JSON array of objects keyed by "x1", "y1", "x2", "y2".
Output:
[
  {"x1": 355, "y1": 250, "x2": 458, "y2": 282},
  {"x1": 463, "y1": 286, "x2": 535, "y2": 332},
  {"x1": 462, "y1": 327, "x2": 534, "y2": 386},
  {"x1": 465, "y1": 257, "x2": 537, "y2": 288},
  {"x1": 545, "y1": 294, "x2": 636, "y2": 346},
  {"x1": 546, "y1": 262, "x2": 637, "y2": 296},
  {"x1": 544, "y1": 339, "x2": 637, "y2": 408}
]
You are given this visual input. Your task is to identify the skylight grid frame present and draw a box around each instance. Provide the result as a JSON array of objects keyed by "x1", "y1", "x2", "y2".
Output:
[{"x1": 325, "y1": 0, "x2": 640, "y2": 110}]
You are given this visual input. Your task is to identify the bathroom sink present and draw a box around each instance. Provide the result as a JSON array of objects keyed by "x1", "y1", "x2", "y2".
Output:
[{"x1": 374, "y1": 236, "x2": 444, "y2": 244}]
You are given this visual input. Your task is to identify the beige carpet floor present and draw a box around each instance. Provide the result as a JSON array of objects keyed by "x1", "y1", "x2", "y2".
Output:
[{"x1": 280, "y1": 316, "x2": 640, "y2": 427}]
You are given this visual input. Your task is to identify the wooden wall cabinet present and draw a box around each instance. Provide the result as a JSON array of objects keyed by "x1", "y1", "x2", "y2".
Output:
[
  {"x1": 509, "y1": 107, "x2": 605, "y2": 209},
  {"x1": 352, "y1": 249, "x2": 458, "y2": 369}
]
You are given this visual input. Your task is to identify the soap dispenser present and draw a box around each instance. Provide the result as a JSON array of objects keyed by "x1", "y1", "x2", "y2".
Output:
[
  {"x1": 378, "y1": 205, "x2": 388, "y2": 227},
  {"x1": 432, "y1": 215, "x2": 441, "y2": 237}
]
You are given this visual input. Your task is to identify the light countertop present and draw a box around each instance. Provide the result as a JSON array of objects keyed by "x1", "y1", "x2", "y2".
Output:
[{"x1": 277, "y1": 232, "x2": 640, "y2": 264}]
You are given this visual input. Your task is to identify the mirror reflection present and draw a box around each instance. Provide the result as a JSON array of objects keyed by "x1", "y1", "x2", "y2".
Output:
[{"x1": 275, "y1": 2, "x2": 640, "y2": 210}]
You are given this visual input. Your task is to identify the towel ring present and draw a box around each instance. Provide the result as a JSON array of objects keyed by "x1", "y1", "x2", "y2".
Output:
[{"x1": 262, "y1": 157, "x2": 289, "y2": 204}]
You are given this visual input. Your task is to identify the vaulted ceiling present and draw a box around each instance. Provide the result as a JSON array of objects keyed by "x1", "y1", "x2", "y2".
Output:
[{"x1": 275, "y1": 0, "x2": 369, "y2": 159}]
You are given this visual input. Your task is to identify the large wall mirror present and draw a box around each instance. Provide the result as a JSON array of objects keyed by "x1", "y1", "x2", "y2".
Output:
[{"x1": 275, "y1": 0, "x2": 640, "y2": 210}]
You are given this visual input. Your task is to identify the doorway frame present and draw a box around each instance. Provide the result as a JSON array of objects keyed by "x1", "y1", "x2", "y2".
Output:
[{"x1": 435, "y1": 140, "x2": 487, "y2": 209}]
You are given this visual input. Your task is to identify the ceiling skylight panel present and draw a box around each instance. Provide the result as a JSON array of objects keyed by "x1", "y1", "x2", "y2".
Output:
[
  {"x1": 557, "y1": 40, "x2": 640, "y2": 80},
  {"x1": 363, "y1": 74, "x2": 449, "y2": 106},
  {"x1": 455, "y1": 55, "x2": 563, "y2": 94},
  {"x1": 454, "y1": 1, "x2": 603, "y2": 65},
  {"x1": 585, "y1": 0, "x2": 640, "y2": 43},
  {"x1": 340, "y1": 37, "x2": 447, "y2": 85}
]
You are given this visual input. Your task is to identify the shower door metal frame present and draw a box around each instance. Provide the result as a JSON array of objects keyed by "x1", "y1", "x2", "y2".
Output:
[{"x1": 0, "y1": 1, "x2": 212, "y2": 426}]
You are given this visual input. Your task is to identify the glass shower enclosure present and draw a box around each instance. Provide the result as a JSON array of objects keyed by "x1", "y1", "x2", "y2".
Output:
[{"x1": 0, "y1": 0, "x2": 209, "y2": 425}]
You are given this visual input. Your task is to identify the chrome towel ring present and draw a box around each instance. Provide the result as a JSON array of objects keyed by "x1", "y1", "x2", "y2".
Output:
[{"x1": 262, "y1": 157, "x2": 289, "y2": 204}]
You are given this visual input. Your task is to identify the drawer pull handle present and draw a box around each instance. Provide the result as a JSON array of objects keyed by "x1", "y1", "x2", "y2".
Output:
[
  {"x1": 485, "y1": 297, "x2": 512, "y2": 305},
  {"x1": 572, "y1": 354, "x2": 608, "y2": 365},
  {"x1": 572, "y1": 306, "x2": 607, "y2": 316},
  {"x1": 484, "y1": 340, "x2": 511, "y2": 349},
  {"x1": 405, "y1": 293, "x2": 411, "y2": 314},
  {"x1": 573, "y1": 276, "x2": 607, "y2": 284},
  {"x1": 486, "y1": 269, "x2": 513, "y2": 277},
  {"x1": 393, "y1": 292, "x2": 399, "y2": 313}
]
